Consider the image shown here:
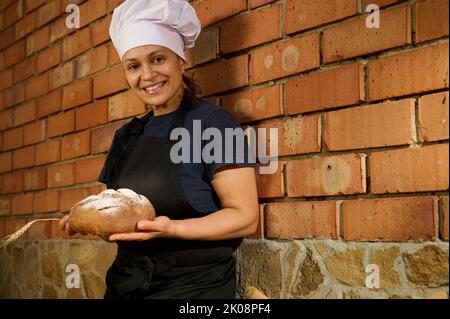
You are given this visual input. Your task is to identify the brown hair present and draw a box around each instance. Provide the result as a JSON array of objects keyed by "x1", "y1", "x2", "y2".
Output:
[{"x1": 182, "y1": 74, "x2": 201, "y2": 96}]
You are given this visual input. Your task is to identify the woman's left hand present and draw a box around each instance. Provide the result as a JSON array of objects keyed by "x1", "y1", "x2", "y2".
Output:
[{"x1": 108, "y1": 216, "x2": 175, "y2": 241}]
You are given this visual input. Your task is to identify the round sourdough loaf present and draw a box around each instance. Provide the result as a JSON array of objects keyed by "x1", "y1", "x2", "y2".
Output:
[{"x1": 69, "y1": 188, "x2": 155, "y2": 237}]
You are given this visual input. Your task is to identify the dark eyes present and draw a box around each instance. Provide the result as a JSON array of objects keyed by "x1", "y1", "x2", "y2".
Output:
[{"x1": 127, "y1": 56, "x2": 166, "y2": 71}]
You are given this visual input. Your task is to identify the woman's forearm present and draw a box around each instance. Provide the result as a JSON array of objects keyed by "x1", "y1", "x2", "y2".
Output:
[{"x1": 171, "y1": 207, "x2": 258, "y2": 241}]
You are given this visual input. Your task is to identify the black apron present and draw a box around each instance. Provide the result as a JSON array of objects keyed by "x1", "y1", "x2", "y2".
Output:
[{"x1": 101, "y1": 92, "x2": 242, "y2": 299}]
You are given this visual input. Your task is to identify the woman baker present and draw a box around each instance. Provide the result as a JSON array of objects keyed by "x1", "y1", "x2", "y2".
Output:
[{"x1": 59, "y1": 0, "x2": 259, "y2": 299}]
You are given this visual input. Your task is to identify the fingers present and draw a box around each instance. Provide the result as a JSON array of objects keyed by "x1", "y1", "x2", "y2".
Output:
[
  {"x1": 136, "y1": 219, "x2": 153, "y2": 230},
  {"x1": 109, "y1": 232, "x2": 155, "y2": 241}
]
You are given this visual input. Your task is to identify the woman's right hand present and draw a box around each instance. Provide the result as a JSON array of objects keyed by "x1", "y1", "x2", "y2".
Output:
[{"x1": 58, "y1": 215, "x2": 77, "y2": 236}]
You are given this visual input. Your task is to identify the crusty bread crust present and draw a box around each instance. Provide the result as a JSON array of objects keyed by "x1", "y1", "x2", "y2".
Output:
[{"x1": 69, "y1": 188, "x2": 155, "y2": 237}]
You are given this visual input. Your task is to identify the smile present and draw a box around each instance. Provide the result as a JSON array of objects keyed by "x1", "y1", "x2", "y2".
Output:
[{"x1": 142, "y1": 81, "x2": 166, "y2": 95}]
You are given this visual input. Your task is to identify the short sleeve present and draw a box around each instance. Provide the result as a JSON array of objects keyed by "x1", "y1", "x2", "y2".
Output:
[{"x1": 203, "y1": 109, "x2": 256, "y2": 181}]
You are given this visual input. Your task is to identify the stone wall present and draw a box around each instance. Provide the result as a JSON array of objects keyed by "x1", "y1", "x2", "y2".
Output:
[{"x1": 0, "y1": 238, "x2": 448, "y2": 299}]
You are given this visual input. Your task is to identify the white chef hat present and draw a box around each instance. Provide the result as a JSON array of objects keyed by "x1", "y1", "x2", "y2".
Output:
[{"x1": 109, "y1": 0, "x2": 201, "y2": 61}]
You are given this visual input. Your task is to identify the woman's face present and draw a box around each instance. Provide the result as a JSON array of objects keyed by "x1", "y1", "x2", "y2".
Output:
[{"x1": 122, "y1": 45, "x2": 186, "y2": 112}]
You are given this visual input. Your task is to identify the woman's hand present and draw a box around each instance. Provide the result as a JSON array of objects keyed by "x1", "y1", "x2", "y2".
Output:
[{"x1": 108, "y1": 216, "x2": 176, "y2": 241}]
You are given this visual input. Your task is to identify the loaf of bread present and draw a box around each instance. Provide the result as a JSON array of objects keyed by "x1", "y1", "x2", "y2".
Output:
[{"x1": 69, "y1": 188, "x2": 155, "y2": 237}]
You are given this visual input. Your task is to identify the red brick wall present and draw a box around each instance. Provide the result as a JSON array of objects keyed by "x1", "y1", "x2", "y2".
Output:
[{"x1": 0, "y1": 0, "x2": 448, "y2": 243}]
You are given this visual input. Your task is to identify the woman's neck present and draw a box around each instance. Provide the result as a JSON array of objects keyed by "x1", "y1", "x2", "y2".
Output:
[{"x1": 150, "y1": 87, "x2": 185, "y2": 117}]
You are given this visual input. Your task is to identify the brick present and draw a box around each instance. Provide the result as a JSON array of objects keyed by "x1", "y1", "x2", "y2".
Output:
[
  {"x1": 3, "y1": 127, "x2": 24, "y2": 151},
  {"x1": 285, "y1": 0, "x2": 358, "y2": 34},
  {"x1": 255, "y1": 162, "x2": 284, "y2": 198},
  {"x1": 250, "y1": 33, "x2": 319, "y2": 84},
  {"x1": 108, "y1": 43, "x2": 120, "y2": 66},
  {"x1": 62, "y1": 78, "x2": 93, "y2": 110},
  {"x1": 90, "y1": 14, "x2": 111, "y2": 47},
  {"x1": 62, "y1": 27, "x2": 90, "y2": 61},
  {"x1": 0, "y1": 109, "x2": 13, "y2": 131},
  {"x1": 287, "y1": 153, "x2": 367, "y2": 197},
  {"x1": 370, "y1": 144, "x2": 449, "y2": 194},
  {"x1": 5, "y1": 40, "x2": 25, "y2": 68},
  {"x1": 1, "y1": 171, "x2": 23, "y2": 194},
  {"x1": 194, "y1": 0, "x2": 247, "y2": 27},
  {"x1": 368, "y1": 43, "x2": 449, "y2": 100},
  {"x1": 75, "y1": 100, "x2": 108, "y2": 130},
  {"x1": 91, "y1": 120, "x2": 125, "y2": 154},
  {"x1": 185, "y1": 27, "x2": 217, "y2": 67},
  {"x1": 61, "y1": 130, "x2": 90, "y2": 160},
  {"x1": 13, "y1": 145, "x2": 35, "y2": 169},
  {"x1": 363, "y1": 0, "x2": 400, "y2": 7},
  {"x1": 87, "y1": 183, "x2": 106, "y2": 195},
  {"x1": 0, "y1": 26, "x2": 15, "y2": 51},
  {"x1": 0, "y1": 69, "x2": 13, "y2": 91},
  {"x1": 59, "y1": 187, "x2": 88, "y2": 212},
  {"x1": 33, "y1": 190, "x2": 59, "y2": 214},
  {"x1": 14, "y1": 100, "x2": 37, "y2": 126},
  {"x1": 36, "y1": 0, "x2": 61, "y2": 28},
  {"x1": 0, "y1": 152, "x2": 12, "y2": 173},
  {"x1": 222, "y1": 85, "x2": 283, "y2": 123},
  {"x1": 249, "y1": 0, "x2": 277, "y2": 9},
  {"x1": 25, "y1": 0, "x2": 47, "y2": 13},
  {"x1": 0, "y1": 92, "x2": 3, "y2": 111},
  {"x1": 266, "y1": 201, "x2": 338, "y2": 239},
  {"x1": 75, "y1": 155, "x2": 107, "y2": 184},
  {"x1": 24, "y1": 119, "x2": 46, "y2": 145},
  {"x1": 416, "y1": 0, "x2": 449, "y2": 43},
  {"x1": 23, "y1": 167, "x2": 47, "y2": 191},
  {"x1": 418, "y1": 91, "x2": 449, "y2": 142},
  {"x1": 49, "y1": 15, "x2": 74, "y2": 43},
  {"x1": 220, "y1": 4, "x2": 281, "y2": 54},
  {"x1": 47, "y1": 110, "x2": 75, "y2": 137},
  {"x1": 47, "y1": 163, "x2": 75, "y2": 188},
  {"x1": 108, "y1": 91, "x2": 146, "y2": 121},
  {"x1": 256, "y1": 115, "x2": 321, "y2": 157},
  {"x1": 441, "y1": 196, "x2": 449, "y2": 240},
  {"x1": 323, "y1": 5, "x2": 412, "y2": 63},
  {"x1": 49, "y1": 62, "x2": 74, "y2": 90},
  {"x1": 37, "y1": 88, "x2": 62, "y2": 118},
  {"x1": 25, "y1": 72, "x2": 49, "y2": 100},
  {"x1": 35, "y1": 139, "x2": 60, "y2": 165},
  {"x1": 26, "y1": 26, "x2": 49, "y2": 56},
  {"x1": 49, "y1": 219, "x2": 69, "y2": 238},
  {"x1": 13, "y1": 57, "x2": 36, "y2": 83},
  {"x1": 0, "y1": 0, "x2": 17, "y2": 13},
  {"x1": 93, "y1": 66, "x2": 128, "y2": 98},
  {"x1": 27, "y1": 218, "x2": 52, "y2": 239},
  {"x1": 342, "y1": 196, "x2": 438, "y2": 241},
  {"x1": 4, "y1": 84, "x2": 25, "y2": 108},
  {"x1": 36, "y1": 43, "x2": 61, "y2": 73},
  {"x1": 12, "y1": 193, "x2": 34, "y2": 215},
  {"x1": 191, "y1": 55, "x2": 249, "y2": 96},
  {"x1": 0, "y1": 196, "x2": 11, "y2": 216},
  {"x1": 287, "y1": 63, "x2": 364, "y2": 115},
  {"x1": 108, "y1": 0, "x2": 125, "y2": 12},
  {"x1": 15, "y1": 11, "x2": 36, "y2": 40},
  {"x1": 4, "y1": 1, "x2": 23, "y2": 29},
  {"x1": 4, "y1": 219, "x2": 27, "y2": 238},
  {"x1": 325, "y1": 99, "x2": 416, "y2": 151},
  {"x1": 77, "y1": 45, "x2": 108, "y2": 78},
  {"x1": 247, "y1": 204, "x2": 265, "y2": 239},
  {"x1": 79, "y1": 0, "x2": 107, "y2": 27}
]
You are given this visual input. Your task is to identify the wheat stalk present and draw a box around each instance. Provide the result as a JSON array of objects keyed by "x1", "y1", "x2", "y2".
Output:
[{"x1": 0, "y1": 218, "x2": 61, "y2": 250}]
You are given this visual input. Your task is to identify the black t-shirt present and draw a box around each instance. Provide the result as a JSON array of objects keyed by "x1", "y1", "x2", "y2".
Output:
[{"x1": 99, "y1": 96, "x2": 256, "y2": 215}]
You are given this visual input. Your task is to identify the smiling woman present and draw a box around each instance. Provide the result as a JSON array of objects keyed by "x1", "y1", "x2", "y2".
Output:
[{"x1": 58, "y1": 0, "x2": 259, "y2": 300}]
